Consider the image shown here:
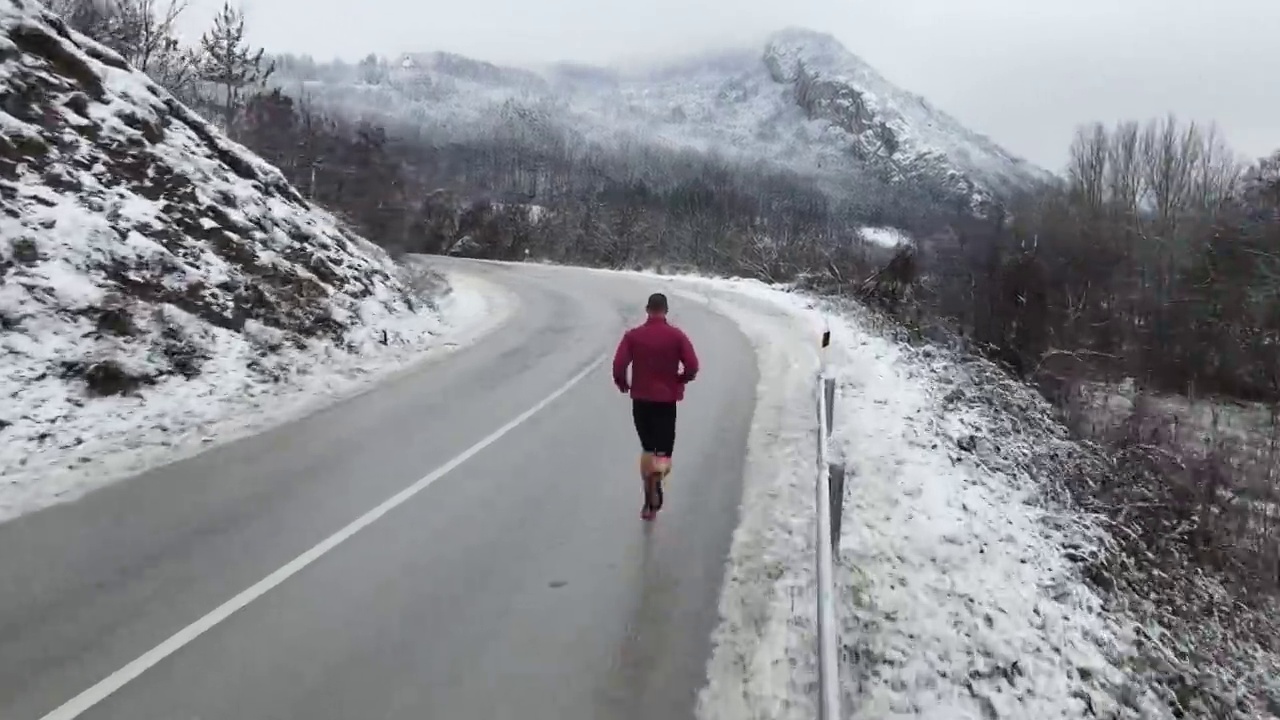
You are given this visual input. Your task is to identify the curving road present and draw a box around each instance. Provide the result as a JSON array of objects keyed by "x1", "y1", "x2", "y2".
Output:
[{"x1": 0, "y1": 260, "x2": 758, "y2": 720}]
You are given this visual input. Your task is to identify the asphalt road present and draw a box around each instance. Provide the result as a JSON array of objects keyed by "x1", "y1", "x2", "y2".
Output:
[{"x1": 0, "y1": 260, "x2": 758, "y2": 720}]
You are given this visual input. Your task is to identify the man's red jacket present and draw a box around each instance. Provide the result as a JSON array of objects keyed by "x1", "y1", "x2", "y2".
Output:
[{"x1": 612, "y1": 315, "x2": 699, "y2": 403}]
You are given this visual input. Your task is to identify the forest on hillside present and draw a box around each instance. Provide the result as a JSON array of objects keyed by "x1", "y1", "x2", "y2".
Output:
[{"x1": 45, "y1": 3, "x2": 1280, "y2": 712}]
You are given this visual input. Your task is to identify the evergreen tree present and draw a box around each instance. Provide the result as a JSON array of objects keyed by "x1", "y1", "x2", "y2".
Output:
[{"x1": 197, "y1": 2, "x2": 273, "y2": 134}]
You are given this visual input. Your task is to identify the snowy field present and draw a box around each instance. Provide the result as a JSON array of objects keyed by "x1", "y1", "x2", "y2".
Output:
[
  {"x1": 0, "y1": 267, "x2": 512, "y2": 523},
  {"x1": 522, "y1": 263, "x2": 1191, "y2": 720}
]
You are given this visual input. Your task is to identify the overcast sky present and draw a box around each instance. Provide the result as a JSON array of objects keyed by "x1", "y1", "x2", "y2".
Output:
[{"x1": 176, "y1": 0, "x2": 1278, "y2": 172}]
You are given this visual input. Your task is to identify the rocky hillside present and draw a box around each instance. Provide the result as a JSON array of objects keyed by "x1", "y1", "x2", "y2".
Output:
[
  {"x1": 0, "y1": 0, "x2": 455, "y2": 507},
  {"x1": 761, "y1": 28, "x2": 1051, "y2": 203},
  {"x1": 270, "y1": 28, "x2": 1051, "y2": 214}
]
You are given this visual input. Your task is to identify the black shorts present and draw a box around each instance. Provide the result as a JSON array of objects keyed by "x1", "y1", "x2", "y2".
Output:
[{"x1": 632, "y1": 399, "x2": 677, "y2": 457}]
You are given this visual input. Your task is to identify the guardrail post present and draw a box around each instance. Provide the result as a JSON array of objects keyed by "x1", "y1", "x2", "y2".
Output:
[
  {"x1": 828, "y1": 463, "x2": 844, "y2": 555},
  {"x1": 824, "y1": 374, "x2": 843, "y2": 557},
  {"x1": 815, "y1": 324, "x2": 840, "y2": 720},
  {"x1": 823, "y1": 376, "x2": 835, "y2": 439}
]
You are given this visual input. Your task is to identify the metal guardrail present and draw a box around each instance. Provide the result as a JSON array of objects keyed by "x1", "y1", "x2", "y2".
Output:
[{"x1": 815, "y1": 325, "x2": 843, "y2": 720}]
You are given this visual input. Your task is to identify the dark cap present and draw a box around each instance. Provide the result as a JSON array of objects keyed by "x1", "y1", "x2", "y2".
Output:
[{"x1": 646, "y1": 292, "x2": 668, "y2": 312}]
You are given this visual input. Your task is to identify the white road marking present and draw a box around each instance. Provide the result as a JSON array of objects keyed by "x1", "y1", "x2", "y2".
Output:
[{"x1": 40, "y1": 354, "x2": 607, "y2": 720}]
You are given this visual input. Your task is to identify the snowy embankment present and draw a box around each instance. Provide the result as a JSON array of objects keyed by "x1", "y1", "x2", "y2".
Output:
[
  {"x1": 0, "y1": 0, "x2": 511, "y2": 522},
  {"x1": 589, "y1": 269, "x2": 1180, "y2": 719},
  {"x1": 0, "y1": 266, "x2": 512, "y2": 523}
]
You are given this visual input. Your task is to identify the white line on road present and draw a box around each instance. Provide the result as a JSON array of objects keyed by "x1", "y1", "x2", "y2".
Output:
[{"x1": 40, "y1": 354, "x2": 608, "y2": 720}]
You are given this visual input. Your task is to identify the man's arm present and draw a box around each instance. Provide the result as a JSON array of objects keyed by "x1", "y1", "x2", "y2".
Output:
[
  {"x1": 677, "y1": 330, "x2": 699, "y2": 384},
  {"x1": 612, "y1": 331, "x2": 632, "y2": 392}
]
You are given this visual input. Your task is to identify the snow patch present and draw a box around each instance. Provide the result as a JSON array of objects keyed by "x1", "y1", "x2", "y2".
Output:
[{"x1": 858, "y1": 226, "x2": 913, "y2": 249}]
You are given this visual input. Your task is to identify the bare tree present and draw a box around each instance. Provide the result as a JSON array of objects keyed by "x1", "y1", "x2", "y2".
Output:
[
  {"x1": 1244, "y1": 150, "x2": 1280, "y2": 216},
  {"x1": 1067, "y1": 122, "x2": 1109, "y2": 215},
  {"x1": 48, "y1": 0, "x2": 199, "y2": 100},
  {"x1": 1106, "y1": 120, "x2": 1143, "y2": 217},
  {"x1": 1189, "y1": 122, "x2": 1241, "y2": 217},
  {"x1": 132, "y1": 0, "x2": 200, "y2": 98},
  {"x1": 48, "y1": 0, "x2": 135, "y2": 54},
  {"x1": 1141, "y1": 114, "x2": 1202, "y2": 237}
]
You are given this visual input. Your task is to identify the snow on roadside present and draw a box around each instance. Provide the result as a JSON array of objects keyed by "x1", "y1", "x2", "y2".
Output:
[
  {"x1": 670, "y1": 281, "x2": 827, "y2": 720},
  {"x1": 610, "y1": 270, "x2": 1165, "y2": 719},
  {"x1": 0, "y1": 266, "x2": 513, "y2": 524},
  {"x1": 857, "y1": 226, "x2": 913, "y2": 249},
  {"x1": 814, "y1": 310, "x2": 1150, "y2": 720}
]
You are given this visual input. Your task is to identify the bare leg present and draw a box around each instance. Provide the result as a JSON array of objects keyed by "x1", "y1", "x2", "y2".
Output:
[
  {"x1": 653, "y1": 455, "x2": 671, "y2": 478},
  {"x1": 648, "y1": 454, "x2": 668, "y2": 511},
  {"x1": 639, "y1": 452, "x2": 658, "y2": 517}
]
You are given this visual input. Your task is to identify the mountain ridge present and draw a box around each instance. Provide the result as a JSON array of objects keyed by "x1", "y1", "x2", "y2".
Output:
[{"x1": 285, "y1": 26, "x2": 1050, "y2": 216}]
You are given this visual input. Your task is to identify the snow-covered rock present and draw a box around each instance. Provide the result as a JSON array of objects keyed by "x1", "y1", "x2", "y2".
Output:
[
  {"x1": 764, "y1": 28, "x2": 1053, "y2": 208},
  {"x1": 0, "y1": 0, "x2": 500, "y2": 520}
]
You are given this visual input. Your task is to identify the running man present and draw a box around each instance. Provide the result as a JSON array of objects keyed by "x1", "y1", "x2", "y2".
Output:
[{"x1": 612, "y1": 292, "x2": 699, "y2": 520}]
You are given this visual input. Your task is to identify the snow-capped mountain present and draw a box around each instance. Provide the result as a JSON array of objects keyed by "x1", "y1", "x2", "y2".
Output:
[
  {"x1": 761, "y1": 29, "x2": 1051, "y2": 199},
  {"x1": 274, "y1": 28, "x2": 1051, "y2": 213},
  {"x1": 0, "y1": 0, "x2": 453, "y2": 497}
]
